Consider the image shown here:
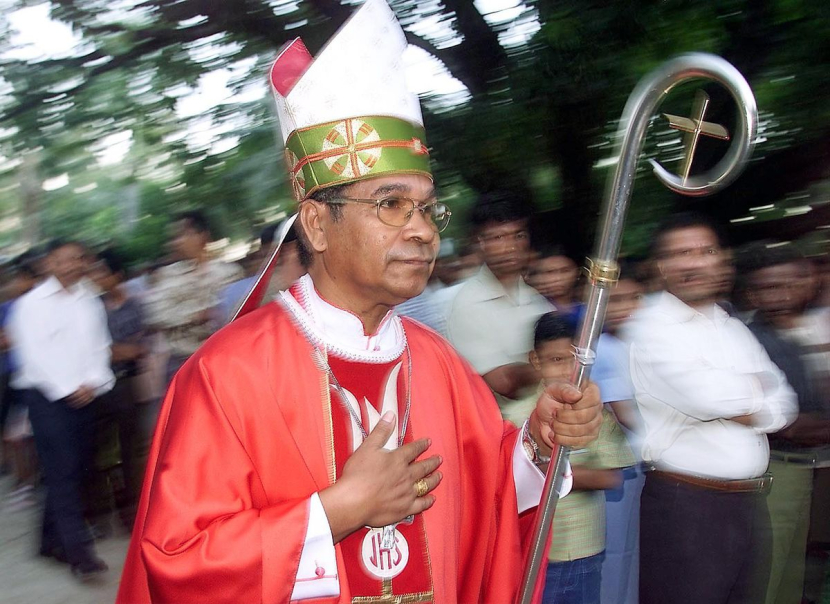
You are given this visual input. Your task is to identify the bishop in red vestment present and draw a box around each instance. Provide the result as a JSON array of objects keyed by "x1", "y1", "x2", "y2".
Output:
[
  {"x1": 117, "y1": 1, "x2": 602, "y2": 601},
  {"x1": 118, "y1": 273, "x2": 599, "y2": 603}
]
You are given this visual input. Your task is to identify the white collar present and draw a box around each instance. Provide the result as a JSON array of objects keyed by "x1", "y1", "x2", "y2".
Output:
[
  {"x1": 654, "y1": 291, "x2": 729, "y2": 325},
  {"x1": 279, "y1": 274, "x2": 406, "y2": 363},
  {"x1": 476, "y1": 265, "x2": 536, "y2": 305},
  {"x1": 34, "y1": 276, "x2": 91, "y2": 300}
]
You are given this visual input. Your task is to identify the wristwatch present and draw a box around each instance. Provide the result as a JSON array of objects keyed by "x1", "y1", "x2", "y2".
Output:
[{"x1": 522, "y1": 419, "x2": 551, "y2": 466}]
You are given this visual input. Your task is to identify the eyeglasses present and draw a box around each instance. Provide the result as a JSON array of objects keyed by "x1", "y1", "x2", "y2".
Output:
[{"x1": 325, "y1": 197, "x2": 452, "y2": 233}]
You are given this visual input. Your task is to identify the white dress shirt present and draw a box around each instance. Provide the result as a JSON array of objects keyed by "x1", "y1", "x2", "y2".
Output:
[
  {"x1": 625, "y1": 292, "x2": 797, "y2": 480},
  {"x1": 282, "y1": 274, "x2": 570, "y2": 600},
  {"x1": 8, "y1": 277, "x2": 115, "y2": 401}
]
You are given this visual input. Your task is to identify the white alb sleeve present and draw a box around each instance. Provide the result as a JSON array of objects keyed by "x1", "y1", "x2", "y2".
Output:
[
  {"x1": 513, "y1": 435, "x2": 573, "y2": 514},
  {"x1": 290, "y1": 493, "x2": 340, "y2": 600}
]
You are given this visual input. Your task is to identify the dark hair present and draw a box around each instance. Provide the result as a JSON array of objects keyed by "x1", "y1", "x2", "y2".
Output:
[
  {"x1": 261, "y1": 219, "x2": 298, "y2": 249},
  {"x1": 176, "y1": 210, "x2": 211, "y2": 236},
  {"x1": 533, "y1": 312, "x2": 577, "y2": 349},
  {"x1": 45, "y1": 239, "x2": 85, "y2": 255},
  {"x1": 650, "y1": 212, "x2": 727, "y2": 259},
  {"x1": 468, "y1": 190, "x2": 534, "y2": 233},
  {"x1": 745, "y1": 242, "x2": 806, "y2": 275},
  {"x1": 534, "y1": 242, "x2": 579, "y2": 265},
  {"x1": 12, "y1": 250, "x2": 39, "y2": 280},
  {"x1": 97, "y1": 249, "x2": 126, "y2": 279},
  {"x1": 617, "y1": 257, "x2": 646, "y2": 285},
  {"x1": 296, "y1": 184, "x2": 349, "y2": 268},
  {"x1": 309, "y1": 185, "x2": 346, "y2": 220},
  {"x1": 260, "y1": 224, "x2": 278, "y2": 248}
]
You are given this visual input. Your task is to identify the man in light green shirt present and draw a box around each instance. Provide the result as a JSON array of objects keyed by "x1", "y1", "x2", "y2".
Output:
[{"x1": 447, "y1": 192, "x2": 553, "y2": 418}]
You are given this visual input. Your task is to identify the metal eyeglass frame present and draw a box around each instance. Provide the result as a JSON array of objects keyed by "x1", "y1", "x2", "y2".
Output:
[{"x1": 325, "y1": 197, "x2": 452, "y2": 233}]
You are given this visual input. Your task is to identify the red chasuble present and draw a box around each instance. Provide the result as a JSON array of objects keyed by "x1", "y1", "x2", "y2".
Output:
[{"x1": 117, "y1": 300, "x2": 538, "y2": 603}]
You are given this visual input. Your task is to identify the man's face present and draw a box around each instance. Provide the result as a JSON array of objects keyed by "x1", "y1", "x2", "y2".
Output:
[
  {"x1": 477, "y1": 220, "x2": 530, "y2": 279},
  {"x1": 750, "y1": 261, "x2": 813, "y2": 318},
  {"x1": 528, "y1": 255, "x2": 579, "y2": 300},
  {"x1": 49, "y1": 243, "x2": 86, "y2": 288},
  {"x1": 656, "y1": 226, "x2": 725, "y2": 305},
  {"x1": 316, "y1": 174, "x2": 439, "y2": 307},
  {"x1": 172, "y1": 220, "x2": 208, "y2": 261},
  {"x1": 715, "y1": 253, "x2": 736, "y2": 298},
  {"x1": 87, "y1": 261, "x2": 118, "y2": 293},
  {"x1": 605, "y1": 278, "x2": 644, "y2": 333},
  {"x1": 531, "y1": 337, "x2": 574, "y2": 383}
]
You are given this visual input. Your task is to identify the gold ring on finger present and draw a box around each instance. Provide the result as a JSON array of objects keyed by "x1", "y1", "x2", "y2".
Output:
[{"x1": 414, "y1": 478, "x2": 429, "y2": 498}]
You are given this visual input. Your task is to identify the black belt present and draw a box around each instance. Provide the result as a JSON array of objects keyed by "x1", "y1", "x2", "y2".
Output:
[
  {"x1": 770, "y1": 449, "x2": 829, "y2": 467},
  {"x1": 650, "y1": 469, "x2": 773, "y2": 494}
]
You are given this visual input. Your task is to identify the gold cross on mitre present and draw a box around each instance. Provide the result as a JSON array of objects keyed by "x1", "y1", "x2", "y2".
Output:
[{"x1": 662, "y1": 90, "x2": 730, "y2": 184}]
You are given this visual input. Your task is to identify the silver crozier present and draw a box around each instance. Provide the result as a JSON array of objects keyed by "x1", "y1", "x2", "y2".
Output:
[{"x1": 515, "y1": 52, "x2": 759, "y2": 604}]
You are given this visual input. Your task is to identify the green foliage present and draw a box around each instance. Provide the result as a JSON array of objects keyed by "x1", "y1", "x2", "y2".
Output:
[{"x1": 0, "y1": 0, "x2": 828, "y2": 263}]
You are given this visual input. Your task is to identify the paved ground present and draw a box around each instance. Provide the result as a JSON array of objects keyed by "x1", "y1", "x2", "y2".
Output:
[{"x1": 0, "y1": 476, "x2": 130, "y2": 604}]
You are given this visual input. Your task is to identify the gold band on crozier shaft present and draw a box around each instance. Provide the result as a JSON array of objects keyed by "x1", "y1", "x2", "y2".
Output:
[
  {"x1": 414, "y1": 478, "x2": 429, "y2": 498},
  {"x1": 585, "y1": 258, "x2": 620, "y2": 287}
]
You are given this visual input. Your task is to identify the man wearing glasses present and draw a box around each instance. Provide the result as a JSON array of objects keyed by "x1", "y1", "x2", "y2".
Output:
[{"x1": 118, "y1": 1, "x2": 601, "y2": 603}]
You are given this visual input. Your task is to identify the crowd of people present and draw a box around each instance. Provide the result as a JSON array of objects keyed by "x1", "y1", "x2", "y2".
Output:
[
  {"x1": 391, "y1": 191, "x2": 830, "y2": 604},
  {"x1": 0, "y1": 186, "x2": 827, "y2": 603},
  {"x1": 1, "y1": 2, "x2": 829, "y2": 599}
]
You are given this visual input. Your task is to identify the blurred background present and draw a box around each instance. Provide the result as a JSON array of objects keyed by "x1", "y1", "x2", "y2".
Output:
[
  {"x1": 0, "y1": 0, "x2": 828, "y2": 263},
  {"x1": 1, "y1": 1, "x2": 830, "y2": 603}
]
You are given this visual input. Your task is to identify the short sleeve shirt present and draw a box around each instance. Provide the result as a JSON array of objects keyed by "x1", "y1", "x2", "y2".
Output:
[
  {"x1": 593, "y1": 333, "x2": 634, "y2": 404},
  {"x1": 447, "y1": 265, "x2": 553, "y2": 374},
  {"x1": 549, "y1": 408, "x2": 635, "y2": 561}
]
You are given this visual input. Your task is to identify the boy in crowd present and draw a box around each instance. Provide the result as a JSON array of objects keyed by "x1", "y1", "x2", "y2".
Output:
[
  {"x1": 525, "y1": 313, "x2": 635, "y2": 604},
  {"x1": 528, "y1": 244, "x2": 582, "y2": 326}
]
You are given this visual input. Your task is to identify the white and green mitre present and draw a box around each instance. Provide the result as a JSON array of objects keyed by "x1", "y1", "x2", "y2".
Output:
[{"x1": 270, "y1": 0, "x2": 431, "y2": 202}]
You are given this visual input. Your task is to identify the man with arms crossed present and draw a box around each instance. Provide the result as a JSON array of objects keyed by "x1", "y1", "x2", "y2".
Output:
[{"x1": 628, "y1": 213, "x2": 797, "y2": 604}]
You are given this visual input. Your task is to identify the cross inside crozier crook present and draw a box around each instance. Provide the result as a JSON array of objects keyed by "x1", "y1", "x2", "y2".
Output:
[{"x1": 662, "y1": 90, "x2": 731, "y2": 186}]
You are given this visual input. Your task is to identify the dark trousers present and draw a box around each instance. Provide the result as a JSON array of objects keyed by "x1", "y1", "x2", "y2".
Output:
[
  {"x1": 24, "y1": 389, "x2": 97, "y2": 566},
  {"x1": 85, "y1": 377, "x2": 139, "y2": 528},
  {"x1": 640, "y1": 473, "x2": 771, "y2": 604},
  {"x1": 0, "y1": 370, "x2": 12, "y2": 432}
]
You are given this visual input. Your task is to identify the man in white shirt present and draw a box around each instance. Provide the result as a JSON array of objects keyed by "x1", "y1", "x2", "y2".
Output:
[
  {"x1": 627, "y1": 213, "x2": 797, "y2": 604},
  {"x1": 447, "y1": 191, "x2": 554, "y2": 421},
  {"x1": 8, "y1": 240, "x2": 115, "y2": 581}
]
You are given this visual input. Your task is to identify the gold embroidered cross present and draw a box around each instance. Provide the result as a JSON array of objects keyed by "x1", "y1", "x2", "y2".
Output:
[
  {"x1": 662, "y1": 91, "x2": 730, "y2": 184},
  {"x1": 351, "y1": 579, "x2": 433, "y2": 603}
]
